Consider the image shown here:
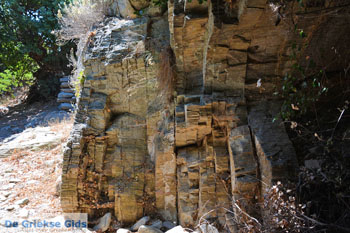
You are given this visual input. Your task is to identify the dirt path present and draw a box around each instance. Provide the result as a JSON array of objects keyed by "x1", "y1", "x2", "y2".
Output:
[{"x1": 0, "y1": 101, "x2": 81, "y2": 231}]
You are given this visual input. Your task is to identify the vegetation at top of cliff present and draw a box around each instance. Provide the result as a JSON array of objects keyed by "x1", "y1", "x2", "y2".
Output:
[
  {"x1": 0, "y1": 0, "x2": 74, "y2": 100},
  {"x1": 56, "y1": 0, "x2": 109, "y2": 96}
]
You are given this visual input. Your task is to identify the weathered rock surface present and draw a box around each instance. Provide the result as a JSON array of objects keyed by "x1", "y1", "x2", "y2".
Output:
[
  {"x1": 61, "y1": 0, "x2": 350, "y2": 231},
  {"x1": 0, "y1": 126, "x2": 66, "y2": 157},
  {"x1": 117, "y1": 229, "x2": 132, "y2": 233},
  {"x1": 162, "y1": 221, "x2": 176, "y2": 230},
  {"x1": 131, "y1": 216, "x2": 150, "y2": 231},
  {"x1": 196, "y1": 223, "x2": 219, "y2": 233},
  {"x1": 15, "y1": 198, "x2": 29, "y2": 206},
  {"x1": 165, "y1": 226, "x2": 189, "y2": 233},
  {"x1": 138, "y1": 225, "x2": 163, "y2": 233},
  {"x1": 93, "y1": 212, "x2": 112, "y2": 232}
]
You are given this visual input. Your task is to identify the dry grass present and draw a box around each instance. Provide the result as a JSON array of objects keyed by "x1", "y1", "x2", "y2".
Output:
[
  {"x1": 0, "y1": 115, "x2": 74, "y2": 218},
  {"x1": 48, "y1": 114, "x2": 74, "y2": 142},
  {"x1": 57, "y1": 0, "x2": 108, "y2": 43},
  {"x1": 57, "y1": 0, "x2": 110, "y2": 98},
  {"x1": 157, "y1": 47, "x2": 176, "y2": 102}
]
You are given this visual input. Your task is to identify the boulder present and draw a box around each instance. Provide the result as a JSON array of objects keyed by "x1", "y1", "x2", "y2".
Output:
[
  {"x1": 116, "y1": 229, "x2": 131, "y2": 233},
  {"x1": 59, "y1": 103, "x2": 74, "y2": 111},
  {"x1": 138, "y1": 225, "x2": 163, "y2": 233},
  {"x1": 57, "y1": 98, "x2": 74, "y2": 103},
  {"x1": 196, "y1": 224, "x2": 219, "y2": 233},
  {"x1": 165, "y1": 226, "x2": 189, "y2": 233},
  {"x1": 150, "y1": 219, "x2": 162, "y2": 229},
  {"x1": 15, "y1": 198, "x2": 29, "y2": 206},
  {"x1": 61, "y1": 88, "x2": 75, "y2": 93},
  {"x1": 162, "y1": 221, "x2": 176, "y2": 230},
  {"x1": 113, "y1": 0, "x2": 137, "y2": 19},
  {"x1": 93, "y1": 212, "x2": 112, "y2": 232},
  {"x1": 129, "y1": 0, "x2": 149, "y2": 10},
  {"x1": 131, "y1": 216, "x2": 150, "y2": 231},
  {"x1": 60, "y1": 82, "x2": 70, "y2": 88},
  {"x1": 60, "y1": 77, "x2": 69, "y2": 82},
  {"x1": 58, "y1": 92, "x2": 74, "y2": 99}
]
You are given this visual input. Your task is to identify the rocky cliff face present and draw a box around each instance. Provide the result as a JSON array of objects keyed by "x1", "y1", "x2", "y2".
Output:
[{"x1": 61, "y1": 0, "x2": 350, "y2": 230}]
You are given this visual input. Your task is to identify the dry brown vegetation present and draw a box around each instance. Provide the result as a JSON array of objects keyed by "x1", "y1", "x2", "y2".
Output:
[{"x1": 0, "y1": 115, "x2": 74, "y2": 217}]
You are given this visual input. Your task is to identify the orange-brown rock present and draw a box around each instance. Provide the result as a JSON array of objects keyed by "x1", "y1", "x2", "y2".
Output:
[{"x1": 61, "y1": 0, "x2": 350, "y2": 231}]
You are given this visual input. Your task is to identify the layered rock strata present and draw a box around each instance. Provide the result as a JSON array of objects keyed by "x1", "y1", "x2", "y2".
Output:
[{"x1": 60, "y1": 0, "x2": 350, "y2": 231}]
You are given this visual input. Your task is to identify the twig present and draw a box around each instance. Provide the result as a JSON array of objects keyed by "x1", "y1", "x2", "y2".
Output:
[
  {"x1": 331, "y1": 109, "x2": 345, "y2": 139},
  {"x1": 301, "y1": 214, "x2": 350, "y2": 232},
  {"x1": 224, "y1": 206, "x2": 262, "y2": 226},
  {"x1": 295, "y1": 4, "x2": 350, "y2": 16}
]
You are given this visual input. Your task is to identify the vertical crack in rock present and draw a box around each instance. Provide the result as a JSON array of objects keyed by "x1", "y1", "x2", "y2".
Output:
[{"x1": 228, "y1": 125, "x2": 260, "y2": 231}]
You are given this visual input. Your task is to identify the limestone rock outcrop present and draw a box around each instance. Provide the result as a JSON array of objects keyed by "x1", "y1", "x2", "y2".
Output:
[{"x1": 61, "y1": 0, "x2": 350, "y2": 231}]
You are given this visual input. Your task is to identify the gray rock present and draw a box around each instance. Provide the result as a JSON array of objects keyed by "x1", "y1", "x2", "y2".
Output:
[
  {"x1": 196, "y1": 224, "x2": 219, "y2": 233},
  {"x1": 19, "y1": 209, "x2": 29, "y2": 218},
  {"x1": 9, "y1": 178, "x2": 21, "y2": 183},
  {"x1": 2, "y1": 191, "x2": 11, "y2": 198},
  {"x1": 2, "y1": 126, "x2": 12, "y2": 132},
  {"x1": 43, "y1": 111, "x2": 70, "y2": 123},
  {"x1": 61, "y1": 82, "x2": 70, "y2": 88},
  {"x1": 0, "y1": 106, "x2": 9, "y2": 115},
  {"x1": 93, "y1": 212, "x2": 112, "y2": 232},
  {"x1": 25, "y1": 122, "x2": 37, "y2": 128},
  {"x1": 0, "y1": 126, "x2": 66, "y2": 157},
  {"x1": 58, "y1": 92, "x2": 74, "y2": 99},
  {"x1": 60, "y1": 77, "x2": 69, "y2": 82},
  {"x1": 111, "y1": 0, "x2": 137, "y2": 19},
  {"x1": 15, "y1": 198, "x2": 29, "y2": 206},
  {"x1": 11, "y1": 127, "x2": 22, "y2": 133},
  {"x1": 165, "y1": 226, "x2": 189, "y2": 233},
  {"x1": 6, "y1": 206, "x2": 15, "y2": 211},
  {"x1": 162, "y1": 221, "x2": 176, "y2": 230},
  {"x1": 61, "y1": 88, "x2": 75, "y2": 93},
  {"x1": 55, "y1": 176, "x2": 62, "y2": 196},
  {"x1": 248, "y1": 101, "x2": 298, "y2": 185},
  {"x1": 0, "y1": 195, "x2": 6, "y2": 202},
  {"x1": 58, "y1": 98, "x2": 74, "y2": 103},
  {"x1": 0, "y1": 183, "x2": 15, "y2": 190},
  {"x1": 131, "y1": 216, "x2": 150, "y2": 231},
  {"x1": 150, "y1": 219, "x2": 163, "y2": 229},
  {"x1": 59, "y1": 103, "x2": 74, "y2": 111},
  {"x1": 138, "y1": 225, "x2": 163, "y2": 233},
  {"x1": 116, "y1": 229, "x2": 131, "y2": 233}
]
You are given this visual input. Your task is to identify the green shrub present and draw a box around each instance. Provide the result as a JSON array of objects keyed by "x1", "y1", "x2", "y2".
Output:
[
  {"x1": 0, "y1": 54, "x2": 37, "y2": 94},
  {"x1": 277, "y1": 30, "x2": 328, "y2": 121}
]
